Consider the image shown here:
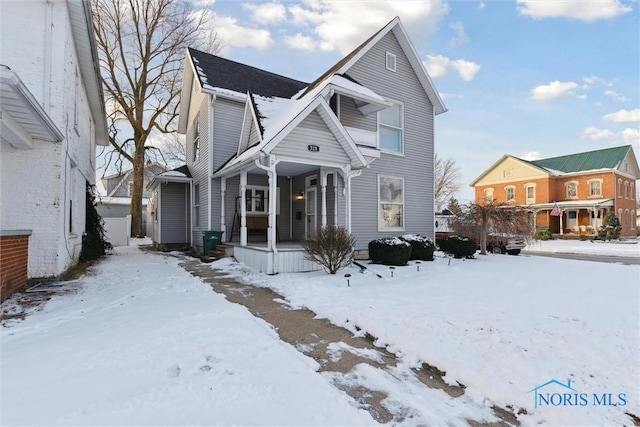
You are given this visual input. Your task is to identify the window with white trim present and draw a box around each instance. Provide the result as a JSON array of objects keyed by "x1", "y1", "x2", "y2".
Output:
[
  {"x1": 505, "y1": 185, "x2": 515, "y2": 202},
  {"x1": 378, "y1": 175, "x2": 404, "y2": 230},
  {"x1": 378, "y1": 102, "x2": 403, "y2": 153},
  {"x1": 244, "y1": 185, "x2": 280, "y2": 215},
  {"x1": 617, "y1": 179, "x2": 622, "y2": 198},
  {"x1": 525, "y1": 183, "x2": 536, "y2": 204},
  {"x1": 385, "y1": 52, "x2": 396, "y2": 72},
  {"x1": 484, "y1": 188, "x2": 494, "y2": 203},
  {"x1": 565, "y1": 181, "x2": 578, "y2": 199},
  {"x1": 631, "y1": 183, "x2": 635, "y2": 200},
  {"x1": 624, "y1": 181, "x2": 629, "y2": 198},
  {"x1": 588, "y1": 179, "x2": 602, "y2": 197},
  {"x1": 632, "y1": 210, "x2": 636, "y2": 229},
  {"x1": 194, "y1": 184, "x2": 200, "y2": 227},
  {"x1": 193, "y1": 114, "x2": 200, "y2": 162}
]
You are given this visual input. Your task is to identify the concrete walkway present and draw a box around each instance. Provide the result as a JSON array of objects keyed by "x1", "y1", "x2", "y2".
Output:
[{"x1": 178, "y1": 256, "x2": 520, "y2": 426}]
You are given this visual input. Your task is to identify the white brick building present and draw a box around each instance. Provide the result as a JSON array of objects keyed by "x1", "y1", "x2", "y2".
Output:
[{"x1": 0, "y1": 0, "x2": 108, "y2": 286}]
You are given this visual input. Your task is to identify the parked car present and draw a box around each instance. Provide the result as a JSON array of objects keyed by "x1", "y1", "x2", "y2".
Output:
[{"x1": 485, "y1": 233, "x2": 526, "y2": 255}]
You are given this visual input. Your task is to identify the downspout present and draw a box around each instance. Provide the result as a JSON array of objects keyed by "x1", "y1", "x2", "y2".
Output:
[
  {"x1": 188, "y1": 180, "x2": 192, "y2": 246},
  {"x1": 208, "y1": 94, "x2": 216, "y2": 231},
  {"x1": 289, "y1": 176, "x2": 293, "y2": 240},
  {"x1": 43, "y1": 0, "x2": 53, "y2": 112}
]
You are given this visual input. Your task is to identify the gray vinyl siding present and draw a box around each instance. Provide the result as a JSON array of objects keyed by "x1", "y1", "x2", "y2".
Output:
[
  {"x1": 272, "y1": 111, "x2": 350, "y2": 165},
  {"x1": 160, "y1": 182, "x2": 189, "y2": 243},
  {"x1": 248, "y1": 122, "x2": 260, "y2": 148},
  {"x1": 188, "y1": 98, "x2": 210, "y2": 245},
  {"x1": 339, "y1": 95, "x2": 376, "y2": 131},
  {"x1": 346, "y1": 31, "x2": 435, "y2": 249}
]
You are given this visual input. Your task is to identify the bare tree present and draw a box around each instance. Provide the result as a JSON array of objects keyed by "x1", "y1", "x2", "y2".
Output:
[
  {"x1": 451, "y1": 201, "x2": 533, "y2": 255},
  {"x1": 92, "y1": 0, "x2": 221, "y2": 236},
  {"x1": 434, "y1": 153, "x2": 461, "y2": 208}
]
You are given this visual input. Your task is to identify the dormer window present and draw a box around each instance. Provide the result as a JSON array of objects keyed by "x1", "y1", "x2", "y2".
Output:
[{"x1": 385, "y1": 52, "x2": 396, "y2": 72}]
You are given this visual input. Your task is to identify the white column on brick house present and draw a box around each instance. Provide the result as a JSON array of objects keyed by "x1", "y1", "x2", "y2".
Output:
[
  {"x1": 220, "y1": 177, "x2": 226, "y2": 242},
  {"x1": 240, "y1": 170, "x2": 247, "y2": 246}
]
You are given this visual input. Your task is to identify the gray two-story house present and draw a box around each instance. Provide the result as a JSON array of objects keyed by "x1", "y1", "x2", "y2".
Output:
[{"x1": 148, "y1": 17, "x2": 447, "y2": 273}]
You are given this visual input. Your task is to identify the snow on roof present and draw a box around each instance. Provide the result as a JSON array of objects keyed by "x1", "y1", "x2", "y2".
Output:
[{"x1": 159, "y1": 170, "x2": 187, "y2": 177}]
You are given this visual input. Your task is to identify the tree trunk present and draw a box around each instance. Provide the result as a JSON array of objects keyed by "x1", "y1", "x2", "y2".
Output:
[
  {"x1": 480, "y1": 211, "x2": 488, "y2": 255},
  {"x1": 130, "y1": 143, "x2": 145, "y2": 237}
]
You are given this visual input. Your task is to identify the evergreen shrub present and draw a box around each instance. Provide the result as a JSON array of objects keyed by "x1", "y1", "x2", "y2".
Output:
[
  {"x1": 400, "y1": 234, "x2": 436, "y2": 261},
  {"x1": 438, "y1": 236, "x2": 476, "y2": 259},
  {"x1": 368, "y1": 238, "x2": 412, "y2": 266}
]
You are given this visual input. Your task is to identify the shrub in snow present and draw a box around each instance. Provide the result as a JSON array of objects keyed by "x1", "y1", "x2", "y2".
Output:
[
  {"x1": 537, "y1": 229, "x2": 553, "y2": 241},
  {"x1": 302, "y1": 226, "x2": 356, "y2": 274},
  {"x1": 400, "y1": 234, "x2": 436, "y2": 261},
  {"x1": 438, "y1": 236, "x2": 476, "y2": 259},
  {"x1": 368, "y1": 237, "x2": 411, "y2": 266},
  {"x1": 597, "y1": 212, "x2": 621, "y2": 241}
]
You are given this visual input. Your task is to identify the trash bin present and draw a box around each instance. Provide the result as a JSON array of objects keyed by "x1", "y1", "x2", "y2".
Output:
[{"x1": 203, "y1": 230, "x2": 223, "y2": 254}]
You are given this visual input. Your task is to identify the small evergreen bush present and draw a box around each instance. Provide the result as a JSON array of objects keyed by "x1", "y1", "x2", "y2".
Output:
[
  {"x1": 368, "y1": 237, "x2": 412, "y2": 266},
  {"x1": 80, "y1": 184, "x2": 112, "y2": 262},
  {"x1": 537, "y1": 229, "x2": 553, "y2": 241},
  {"x1": 302, "y1": 226, "x2": 356, "y2": 274},
  {"x1": 400, "y1": 234, "x2": 436, "y2": 261},
  {"x1": 597, "y1": 212, "x2": 621, "y2": 241},
  {"x1": 439, "y1": 236, "x2": 476, "y2": 259}
]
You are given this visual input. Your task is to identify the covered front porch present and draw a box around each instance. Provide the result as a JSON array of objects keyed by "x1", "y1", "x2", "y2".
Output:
[{"x1": 529, "y1": 199, "x2": 614, "y2": 236}]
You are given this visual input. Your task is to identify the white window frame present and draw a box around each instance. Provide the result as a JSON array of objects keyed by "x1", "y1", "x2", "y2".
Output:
[
  {"x1": 524, "y1": 183, "x2": 536, "y2": 204},
  {"x1": 505, "y1": 185, "x2": 515, "y2": 202},
  {"x1": 588, "y1": 178, "x2": 603, "y2": 198},
  {"x1": 624, "y1": 181, "x2": 629, "y2": 199},
  {"x1": 244, "y1": 185, "x2": 280, "y2": 216},
  {"x1": 631, "y1": 183, "x2": 635, "y2": 200},
  {"x1": 617, "y1": 179, "x2": 622, "y2": 198},
  {"x1": 193, "y1": 184, "x2": 200, "y2": 228},
  {"x1": 385, "y1": 52, "x2": 397, "y2": 72},
  {"x1": 378, "y1": 175, "x2": 405, "y2": 231},
  {"x1": 377, "y1": 101, "x2": 404, "y2": 154},
  {"x1": 632, "y1": 210, "x2": 636, "y2": 229},
  {"x1": 193, "y1": 114, "x2": 200, "y2": 162},
  {"x1": 484, "y1": 188, "x2": 494, "y2": 203},
  {"x1": 565, "y1": 181, "x2": 578, "y2": 199}
]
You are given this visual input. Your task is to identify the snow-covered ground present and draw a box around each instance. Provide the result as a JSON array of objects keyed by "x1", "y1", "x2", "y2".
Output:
[
  {"x1": 1, "y1": 239, "x2": 638, "y2": 426},
  {"x1": 525, "y1": 237, "x2": 640, "y2": 257}
]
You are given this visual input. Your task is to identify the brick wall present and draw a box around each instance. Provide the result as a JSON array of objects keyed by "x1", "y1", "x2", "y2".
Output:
[{"x1": 0, "y1": 232, "x2": 31, "y2": 302}]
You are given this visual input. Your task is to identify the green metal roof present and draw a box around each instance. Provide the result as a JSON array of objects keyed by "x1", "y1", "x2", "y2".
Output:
[{"x1": 529, "y1": 145, "x2": 631, "y2": 173}]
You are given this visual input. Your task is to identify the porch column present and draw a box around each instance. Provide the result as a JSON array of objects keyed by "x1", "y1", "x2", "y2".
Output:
[
  {"x1": 240, "y1": 170, "x2": 247, "y2": 246},
  {"x1": 343, "y1": 165, "x2": 351, "y2": 232},
  {"x1": 559, "y1": 209, "x2": 564, "y2": 235},
  {"x1": 320, "y1": 169, "x2": 327, "y2": 227},
  {"x1": 220, "y1": 177, "x2": 226, "y2": 242},
  {"x1": 267, "y1": 166, "x2": 277, "y2": 251},
  {"x1": 333, "y1": 172, "x2": 338, "y2": 226}
]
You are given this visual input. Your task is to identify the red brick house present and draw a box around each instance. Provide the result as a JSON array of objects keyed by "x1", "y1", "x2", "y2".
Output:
[{"x1": 470, "y1": 145, "x2": 640, "y2": 237}]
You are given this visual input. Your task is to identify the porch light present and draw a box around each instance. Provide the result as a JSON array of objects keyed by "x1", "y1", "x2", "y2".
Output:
[{"x1": 297, "y1": 192, "x2": 304, "y2": 200}]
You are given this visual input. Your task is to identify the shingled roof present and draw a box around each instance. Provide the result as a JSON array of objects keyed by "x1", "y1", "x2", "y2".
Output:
[
  {"x1": 529, "y1": 145, "x2": 632, "y2": 173},
  {"x1": 188, "y1": 48, "x2": 307, "y2": 99}
]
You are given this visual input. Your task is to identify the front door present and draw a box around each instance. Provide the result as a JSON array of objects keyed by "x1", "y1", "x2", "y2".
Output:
[{"x1": 305, "y1": 187, "x2": 317, "y2": 235}]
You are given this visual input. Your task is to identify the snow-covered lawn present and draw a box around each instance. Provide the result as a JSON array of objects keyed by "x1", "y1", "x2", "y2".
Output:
[
  {"x1": 0, "y1": 244, "x2": 374, "y2": 426},
  {"x1": 1, "y1": 239, "x2": 638, "y2": 426},
  {"x1": 217, "y1": 245, "x2": 639, "y2": 426},
  {"x1": 525, "y1": 237, "x2": 640, "y2": 257}
]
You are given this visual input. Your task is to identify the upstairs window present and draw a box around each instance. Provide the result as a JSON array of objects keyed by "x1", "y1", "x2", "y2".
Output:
[
  {"x1": 588, "y1": 179, "x2": 602, "y2": 197},
  {"x1": 565, "y1": 181, "x2": 578, "y2": 199},
  {"x1": 378, "y1": 102, "x2": 403, "y2": 153},
  {"x1": 484, "y1": 188, "x2": 494, "y2": 203},
  {"x1": 631, "y1": 183, "x2": 635, "y2": 200},
  {"x1": 385, "y1": 52, "x2": 396, "y2": 72},
  {"x1": 618, "y1": 179, "x2": 622, "y2": 198},
  {"x1": 525, "y1": 184, "x2": 536, "y2": 204},
  {"x1": 193, "y1": 114, "x2": 200, "y2": 162},
  {"x1": 624, "y1": 181, "x2": 629, "y2": 199},
  {"x1": 505, "y1": 185, "x2": 515, "y2": 202}
]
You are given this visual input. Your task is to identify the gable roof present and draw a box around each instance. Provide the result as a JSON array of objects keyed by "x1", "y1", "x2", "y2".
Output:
[
  {"x1": 469, "y1": 154, "x2": 550, "y2": 186},
  {"x1": 529, "y1": 145, "x2": 634, "y2": 174},
  {"x1": 188, "y1": 48, "x2": 308, "y2": 98},
  {"x1": 297, "y1": 17, "x2": 447, "y2": 115}
]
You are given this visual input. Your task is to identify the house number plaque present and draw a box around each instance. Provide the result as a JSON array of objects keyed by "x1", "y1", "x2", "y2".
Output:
[{"x1": 307, "y1": 144, "x2": 320, "y2": 152}]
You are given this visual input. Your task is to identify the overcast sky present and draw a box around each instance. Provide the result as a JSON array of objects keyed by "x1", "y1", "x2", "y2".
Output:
[{"x1": 196, "y1": 0, "x2": 639, "y2": 202}]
